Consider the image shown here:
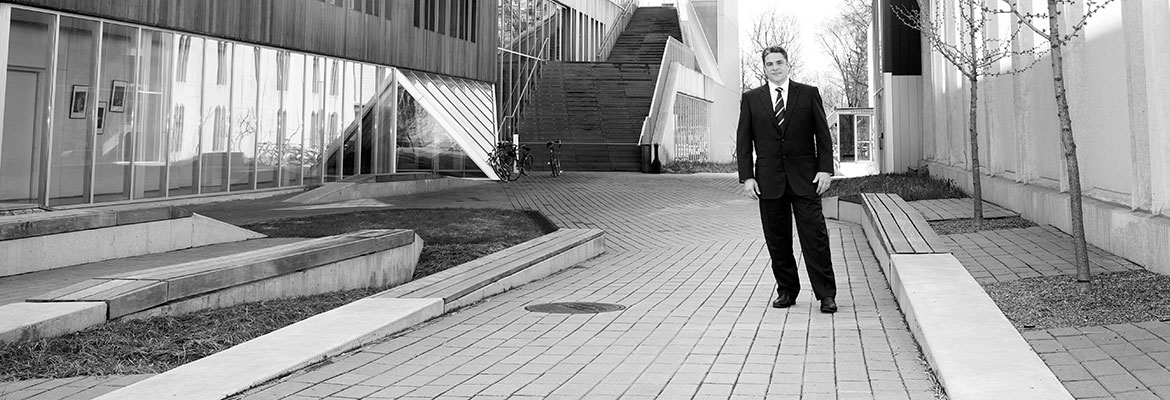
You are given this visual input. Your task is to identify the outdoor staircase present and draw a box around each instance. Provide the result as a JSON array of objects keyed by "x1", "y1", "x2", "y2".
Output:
[
  {"x1": 606, "y1": 7, "x2": 684, "y2": 63},
  {"x1": 515, "y1": 7, "x2": 681, "y2": 171}
]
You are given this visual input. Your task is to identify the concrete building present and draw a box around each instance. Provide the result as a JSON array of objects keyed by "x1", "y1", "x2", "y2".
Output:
[{"x1": 874, "y1": 0, "x2": 1170, "y2": 275}]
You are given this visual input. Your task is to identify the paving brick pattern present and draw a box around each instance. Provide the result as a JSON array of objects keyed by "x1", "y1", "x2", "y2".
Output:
[
  {"x1": 941, "y1": 226, "x2": 1141, "y2": 284},
  {"x1": 906, "y1": 198, "x2": 1018, "y2": 221},
  {"x1": 0, "y1": 375, "x2": 152, "y2": 400},
  {"x1": 1023, "y1": 322, "x2": 1170, "y2": 399},
  {"x1": 237, "y1": 173, "x2": 940, "y2": 400}
]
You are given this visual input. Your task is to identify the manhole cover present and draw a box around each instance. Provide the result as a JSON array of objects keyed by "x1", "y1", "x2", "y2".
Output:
[{"x1": 525, "y1": 302, "x2": 626, "y2": 314}]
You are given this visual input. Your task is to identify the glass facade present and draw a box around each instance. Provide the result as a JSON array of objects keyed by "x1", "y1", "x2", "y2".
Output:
[{"x1": 0, "y1": 5, "x2": 496, "y2": 206}]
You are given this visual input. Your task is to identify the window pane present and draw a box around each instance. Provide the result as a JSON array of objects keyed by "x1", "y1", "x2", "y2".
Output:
[
  {"x1": 93, "y1": 23, "x2": 138, "y2": 203},
  {"x1": 49, "y1": 16, "x2": 99, "y2": 205},
  {"x1": 229, "y1": 44, "x2": 258, "y2": 190},
  {"x1": 132, "y1": 29, "x2": 173, "y2": 199},
  {"x1": 282, "y1": 53, "x2": 306, "y2": 186},
  {"x1": 168, "y1": 35, "x2": 203, "y2": 196},
  {"x1": 3, "y1": 9, "x2": 54, "y2": 204},
  {"x1": 303, "y1": 56, "x2": 326, "y2": 182},
  {"x1": 255, "y1": 48, "x2": 280, "y2": 189},
  {"x1": 201, "y1": 39, "x2": 232, "y2": 193}
]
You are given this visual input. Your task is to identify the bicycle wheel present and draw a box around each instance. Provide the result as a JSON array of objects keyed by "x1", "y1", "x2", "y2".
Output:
[
  {"x1": 520, "y1": 154, "x2": 534, "y2": 175},
  {"x1": 550, "y1": 155, "x2": 561, "y2": 177}
]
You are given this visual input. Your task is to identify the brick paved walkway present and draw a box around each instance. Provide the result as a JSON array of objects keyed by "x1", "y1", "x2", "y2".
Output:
[
  {"x1": 1, "y1": 173, "x2": 941, "y2": 400},
  {"x1": 234, "y1": 173, "x2": 939, "y2": 400},
  {"x1": 933, "y1": 210, "x2": 1169, "y2": 399},
  {"x1": 942, "y1": 226, "x2": 1142, "y2": 284},
  {"x1": 0, "y1": 375, "x2": 152, "y2": 400},
  {"x1": 1025, "y1": 322, "x2": 1170, "y2": 399},
  {"x1": 907, "y1": 198, "x2": 1017, "y2": 221}
]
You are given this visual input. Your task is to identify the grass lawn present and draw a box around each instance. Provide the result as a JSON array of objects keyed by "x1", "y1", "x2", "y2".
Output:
[
  {"x1": 661, "y1": 160, "x2": 738, "y2": 174},
  {"x1": 824, "y1": 172, "x2": 967, "y2": 202},
  {"x1": 0, "y1": 208, "x2": 553, "y2": 381}
]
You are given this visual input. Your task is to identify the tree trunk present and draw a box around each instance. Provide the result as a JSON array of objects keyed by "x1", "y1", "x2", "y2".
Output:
[
  {"x1": 968, "y1": 1, "x2": 984, "y2": 225},
  {"x1": 1048, "y1": 0, "x2": 1091, "y2": 283}
]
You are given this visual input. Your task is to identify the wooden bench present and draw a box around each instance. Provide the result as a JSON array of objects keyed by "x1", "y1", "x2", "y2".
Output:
[
  {"x1": 29, "y1": 229, "x2": 418, "y2": 319},
  {"x1": 0, "y1": 206, "x2": 263, "y2": 278},
  {"x1": 379, "y1": 228, "x2": 605, "y2": 309},
  {"x1": 861, "y1": 193, "x2": 948, "y2": 255},
  {"x1": 0, "y1": 206, "x2": 191, "y2": 241}
]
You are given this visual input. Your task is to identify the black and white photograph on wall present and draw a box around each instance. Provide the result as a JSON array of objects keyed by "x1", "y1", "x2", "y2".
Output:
[
  {"x1": 109, "y1": 80, "x2": 127, "y2": 113},
  {"x1": 96, "y1": 101, "x2": 107, "y2": 135},
  {"x1": 69, "y1": 85, "x2": 88, "y2": 119}
]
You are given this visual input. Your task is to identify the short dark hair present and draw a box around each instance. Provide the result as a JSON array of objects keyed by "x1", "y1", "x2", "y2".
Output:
[{"x1": 761, "y1": 46, "x2": 789, "y2": 64}]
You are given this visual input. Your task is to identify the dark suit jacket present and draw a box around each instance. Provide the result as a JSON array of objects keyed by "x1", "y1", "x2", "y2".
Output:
[{"x1": 736, "y1": 81, "x2": 834, "y2": 199}]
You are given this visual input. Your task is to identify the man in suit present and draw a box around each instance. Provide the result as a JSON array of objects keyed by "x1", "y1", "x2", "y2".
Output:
[{"x1": 737, "y1": 45, "x2": 837, "y2": 313}]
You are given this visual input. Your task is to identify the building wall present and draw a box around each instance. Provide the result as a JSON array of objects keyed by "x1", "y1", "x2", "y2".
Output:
[
  {"x1": 1, "y1": 0, "x2": 498, "y2": 82},
  {"x1": 918, "y1": 0, "x2": 1170, "y2": 274}
]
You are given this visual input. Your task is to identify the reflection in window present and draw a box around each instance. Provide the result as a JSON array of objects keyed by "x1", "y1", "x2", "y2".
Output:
[{"x1": 216, "y1": 42, "x2": 229, "y2": 85}]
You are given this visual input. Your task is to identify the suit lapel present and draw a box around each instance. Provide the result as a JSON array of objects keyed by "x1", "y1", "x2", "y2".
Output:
[
  {"x1": 779, "y1": 82, "x2": 803, "y2": 135},
  {"x1": 756, "y1": 87, "x2": 782, "y2": 130}
]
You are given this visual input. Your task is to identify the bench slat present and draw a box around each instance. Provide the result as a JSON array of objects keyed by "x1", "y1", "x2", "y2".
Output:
[
  {"x1": 879, "y1": 194, "x2": 934, "y2": 254},
  {"x1": 865, "y1": 194, "x2": 915, "y2": 254},
  {"x1": 884, "y1": 194, "x2": 949, "y2": 253}
]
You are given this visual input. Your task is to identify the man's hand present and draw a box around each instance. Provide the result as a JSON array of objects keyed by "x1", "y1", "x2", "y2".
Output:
[
  {"x1": 813, "y1": 172, "x2": 832, "y2": 195},
  {"x1": 743, "y1": 178, "x2": 760, "y2": 200}
]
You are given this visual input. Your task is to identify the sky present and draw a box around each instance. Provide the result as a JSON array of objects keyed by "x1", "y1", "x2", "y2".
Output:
[
  {"x1": 638, "y1": 0, "x2": 850, "y2": 81},
  {"x1": 736, "y1": 0, "x2": 847, "y2": 77}
]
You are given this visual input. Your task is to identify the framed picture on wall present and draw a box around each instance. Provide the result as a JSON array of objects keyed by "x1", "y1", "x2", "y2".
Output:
[
  {"x1": 109, "y1": 80, "x2": 128, "y2": 113},
  {"x1": 96, "y1": 102, "x2": 108, "y2": 135},
  {"x1": 69, "y1": 85, "x2": 89, "y2": 119}
]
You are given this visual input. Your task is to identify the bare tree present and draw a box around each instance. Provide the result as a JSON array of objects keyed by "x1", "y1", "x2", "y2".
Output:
[
  {"x1": 991, "y1": 0, "x2": 1114, "y2": 283},
  {"x1": 819, "y1": 0, "x2": 871, "y2": 107},
  {"x1": 895, "y1": 0, "x2": 1038, "y2": 225},
  {"x1": 740, "y1": 11, "x2": 803, "y2": 90}
]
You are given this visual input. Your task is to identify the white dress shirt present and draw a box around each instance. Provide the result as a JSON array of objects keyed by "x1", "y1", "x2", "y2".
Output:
[{"x1": 767, "y1": 79, "x2": 790, "y2": 111}]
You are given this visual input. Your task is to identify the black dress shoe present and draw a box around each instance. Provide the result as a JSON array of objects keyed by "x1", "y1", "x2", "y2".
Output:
[
  {"x1": 820, "y1": 297, "x2": 838, "y2": 313},
  {"x1": 772, "y1": 293, "x2": 796, "y2": 308}
]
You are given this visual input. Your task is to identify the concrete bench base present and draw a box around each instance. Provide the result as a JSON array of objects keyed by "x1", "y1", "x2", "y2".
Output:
[
  {"x1": 0, "y1": 302, "x2": 106, "y2": 344},
  {"x1": 890, "y1": 254, "x2": 1071, "y2": 399},
  {"x1": 0, "y1": 213, "x2": 263, "y2": 278},
  {"x1": 99, "y1": 228, "x2": 605, "y2": 399},
  {"x1": 1, "y1": 231, "x2": 422, "y2": 345},
  {"x1": 857, "y1": 193, "x2": 1072, "y2": 399}
]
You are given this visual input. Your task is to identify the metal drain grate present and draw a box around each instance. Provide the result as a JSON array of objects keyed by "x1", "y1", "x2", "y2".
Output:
[{"x1": 525, "y1": 302, "x2": 626, "y2": 314}]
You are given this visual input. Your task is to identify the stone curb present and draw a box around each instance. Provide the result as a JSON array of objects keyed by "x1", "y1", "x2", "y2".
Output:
[{"x1": 94, "y1": 298, "x2": 443, "y2": 400}]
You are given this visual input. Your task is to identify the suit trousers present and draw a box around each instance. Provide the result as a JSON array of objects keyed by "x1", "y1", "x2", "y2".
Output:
[{"x1": 758, "y1": 185, "x2": 836, "y2": 300}]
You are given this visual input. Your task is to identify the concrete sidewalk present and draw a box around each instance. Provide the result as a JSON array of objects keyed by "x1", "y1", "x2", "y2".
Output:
[{"x1": 232, "y1": 173, "x2": 940, "y2": 400}]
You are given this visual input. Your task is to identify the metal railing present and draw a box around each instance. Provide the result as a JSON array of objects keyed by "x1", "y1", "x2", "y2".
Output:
[{"x1": 595, "y1": 0, "x2": 639, "y2": 61}]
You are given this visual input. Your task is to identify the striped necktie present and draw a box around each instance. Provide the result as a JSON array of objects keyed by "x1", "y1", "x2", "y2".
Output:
[{"x1": 774, "y1": 87, "x2": 785, "y2": 127}]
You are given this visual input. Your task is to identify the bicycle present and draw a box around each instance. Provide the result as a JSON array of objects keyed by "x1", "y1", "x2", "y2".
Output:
[
  {"x1": 487, "y1": 141, "x2": 533, "y2": 182},
  {"x1": 547, "y1": 140, "x2": 563, "y2": 177}
]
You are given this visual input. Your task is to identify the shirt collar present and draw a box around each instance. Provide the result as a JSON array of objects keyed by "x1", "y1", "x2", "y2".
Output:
[{"x1": 767, "y1": 79, "x2": 790, "y2": 95}]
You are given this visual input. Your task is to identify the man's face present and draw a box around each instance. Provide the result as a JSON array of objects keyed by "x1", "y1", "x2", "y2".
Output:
[{"x1": 763, "y1": 52, "x2": 790, "y2": 84}]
